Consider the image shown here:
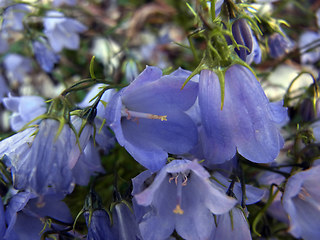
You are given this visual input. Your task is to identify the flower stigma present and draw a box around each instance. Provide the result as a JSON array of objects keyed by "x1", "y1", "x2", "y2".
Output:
[{"x1": 121, "y1": 108, "x2": 167, "y2": 121}]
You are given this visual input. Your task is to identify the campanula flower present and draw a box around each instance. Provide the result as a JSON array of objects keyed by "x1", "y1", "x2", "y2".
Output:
[
  {"x1": 299, "y1": 31, "x2": 320, "y2": 64},
  {"x1": 0, "y1": 119, "x2": 78, "y2": 195},
  {"x1": 105, "y1": 66, "x2": 198, "y2": 172},
  {"x1": 132, "y1": 160, "x2": 237, "y2": 240},
  {"x1": 268, "y1": 32, "x2": 294, "y2": 59},
  {"x1": 44, "y1": 11, "x2": 87, "y2": 52},
  {"x1": 52, "y1": 0, "x2": 76, "y2": 7},
  {"x1": 83, "y1": 190, "x2": 114, "y2": 240},
  {"x1": 0, "y1": 34, "x2": 8, "y2": 54},
  {"x1": 124, "y1": 60, "x2": 139, "y2": 83},
  {"x1": 2, "y1": 94, "x2": 47, "y2": 131},
  {"x1": 4, "y1": 191, "x2": 72, "y2": 240},
  {"x1": 1, "y1": 4, "x2": 31, "y2": 33},
  {"x1": 283, "y1": 165, "x2": 320, "y2": 240},
  {"x1": 3, "y1": 54, "x2": 32, "y2": 84},
  {"x1": 0, "y1": 74, "x2": 9, "y2": 102},
  {"x1": 198, "y1": 65, "x2": 286, "y2": 166},
  {"x1": 84, "y1": 209, "x2": 114, "y2": 240},
  {"x1": 32, "y1": 38, "x2": 60, "y2": 72},
  {"x1": 231, "y1": 19, "x2": 253, "y2": 62}
]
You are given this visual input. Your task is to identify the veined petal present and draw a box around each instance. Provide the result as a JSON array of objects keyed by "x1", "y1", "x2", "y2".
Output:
[
  {"x1": 225, "y1": 65, "x2": 283, "y2": 163},
  {"x1": 199, "y1": 69, "x2": 236, "y2": 164},
  {"x1": 122, "y1": 110, "x2": 197, "y2": 155},
  {"x1": 123, "y1": 76, "x2": 198, "y2": 113},
  {"x1": 138, "y1": 177, "x2": 176, "y2": 240},
  {"x1": 122, "y1": 66, "x2": 163, "y2": 96},
  {"x1": 211, "y1": 207, "x2": 252, "y2": 240}
]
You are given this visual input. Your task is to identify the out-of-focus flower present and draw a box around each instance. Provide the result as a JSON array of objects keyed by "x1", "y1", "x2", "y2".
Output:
[
  {"x1": 2, "y1": 94, "x2": 47, "y2": 131},
  {"x1": 52, "y1": 0, "x2": 76, "y2": 7},
  {"x1": 132, "y1": 160, "x2": 237, "y2": 240},
  {"x1": 0, "y1": 0, "x2": 12, "y2": 8},
  {"x1": 124, "y1": 59, "x2": 139, "y2": 83},
  {"x1": 4, "y1": 191, "x2": 73, "y2": 240},
  {"x1": 1, "y1": 4, "x2": 31, "y2": 33},
  {"x1": 0, "y1": 74, "x2": 9, "y2": 102},
  {"x1": 268, "y1": 32, "x2": 294, "y2": 59},
  {"x1": 0, "y1": 118, "x2": 79, "y2": 195},
  {"x1": 32, "y1": 38, "x2": 60, "y2": 72},
  {"x1": 91, "y1": 38, "x2": 121, "y2": 75},
  {"x1": 3, "y1": 54, "x2": 32, "y2": 84},
  {"x1": 0, "y1": 34, "x2": 9, "y2": 54},
  {"x1": 105, "y1": 66, "x2": 198, "y2": 172},
  {"x1": 299, "y1": 31, "x2": 320, "y2": 64},
  {"x1": 283, "y1": 165, "x2": 320, "y2": 240},
  {"x1": 44, "y1": 11, "x2": 87, "y2": 52},
  {"x1": 198, "y1": 65, "x2": 287, "y2": 166},
  {"x1": 111, "y1": 202, "x2": 141, "y2": 240}
]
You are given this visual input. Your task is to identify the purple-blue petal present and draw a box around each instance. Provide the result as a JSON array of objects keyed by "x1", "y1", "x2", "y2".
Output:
[
  {"x1": 199, "y1": 69, "x2": 236, "y2": 164},
  {"x1": 211, "y1": 208, "x2": 252, "y2": 240},
  {"x1": 122, "y1": 76, "x2": 198, "y2": 113}
]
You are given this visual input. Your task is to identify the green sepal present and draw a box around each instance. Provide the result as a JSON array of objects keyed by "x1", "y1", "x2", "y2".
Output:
[
  {"x1": 89, "y1": 56, "x2": 96, "y2": 80},
  {"x1": 215, "y1": 69, "x2": 226, "y2": 110}
]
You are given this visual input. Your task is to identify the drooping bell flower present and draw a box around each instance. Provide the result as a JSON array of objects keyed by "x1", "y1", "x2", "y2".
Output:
[
  {"x1": 299, "y1": 31, "x2": 320, "y2": 64},
  {"x1": 52, "y1": 0, "x2": 76, "y2": 7},
  {"x1": 2, "y1": 94, "x2": 47, "y2": 131},
  {"x1": 82, "y1": 190, "x2": 114, "y2": 240},
  {"x1": 105, "y1": 66, "x2": 198, "y2": 172},
  {"x1": 1, "y1": 4, "x2": 31, "y2": 33},
  {"x1": 0, "y1": 74, "x2": 9, "y2": 102},
  {"x1": 84, "y1": 209, "x2": 114, "y2": 240},
  {"x1": 0, "y1": 34, "x2": 8, "y2": 54},
  {"x1": 231, "y1": 18, "x2": 253, "y2": 62},
  {"x1": 32, "y1": 38, "x2": 60, "y2": 72},
  {"x1": 198, "y1": 64, "x2": 287, "y2": 166},
  {"x1": 132, "y1": 160, "x2": 237, "y2": 240},
  {"x1": 268, "y1": 32, "x2": 294, "y2": 59},
  {"x1": 43, "y1": 11, "x2": 87, "y2": 53},
  {"x1": 282, "y1": 165, "x2": 320, "y2": 240},
  {"x1": 0, "y1": 119, "x2": 77, "y2": 195},
  {"x1": 4, "y1": 191, "x2": 73, "y2": 240},
  {"x1": 3, "y1": 54, "x2": 32, "y2": 84},
  {"x1": 0, "y1": 97, "x2": 82, "y2": 195}
]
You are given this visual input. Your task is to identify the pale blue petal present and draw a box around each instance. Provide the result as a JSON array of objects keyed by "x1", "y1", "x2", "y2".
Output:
[
  {"x1": 211, "y1": 208, "x2": 252, "y2": 240},
  {"x1": 199, "y1": 69, "x2": 236, "y2": 164},
  {"x1": 123, "y1": 76, "x2": 198, "y2": 113},
  {"x1": 225, "y1": 65, "x2": 283, "y2": 163}
]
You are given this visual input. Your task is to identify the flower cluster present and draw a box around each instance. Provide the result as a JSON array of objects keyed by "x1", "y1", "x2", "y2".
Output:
[{"x1": 0, "y1": 0, "x2": 320, "y2": 239}]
